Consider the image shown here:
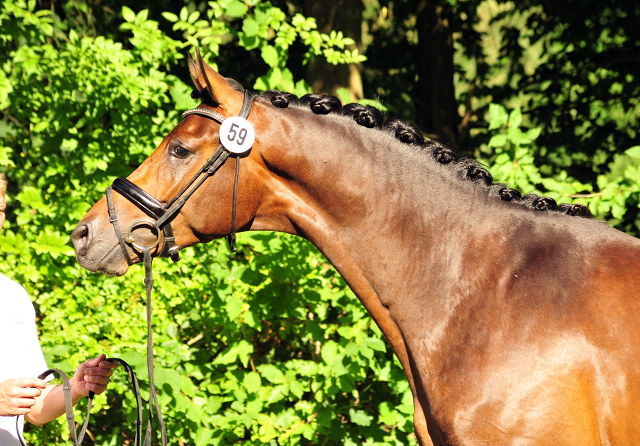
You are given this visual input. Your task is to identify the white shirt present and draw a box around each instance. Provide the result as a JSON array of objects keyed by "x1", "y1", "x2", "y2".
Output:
[{"x1": 0, "y1": 273, "x2": 49, "y2": 446}]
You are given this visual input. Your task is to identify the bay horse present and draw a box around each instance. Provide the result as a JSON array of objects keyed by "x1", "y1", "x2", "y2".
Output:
[{"x1": 72, "y1": 51, "x2": 640, "y2": 446}]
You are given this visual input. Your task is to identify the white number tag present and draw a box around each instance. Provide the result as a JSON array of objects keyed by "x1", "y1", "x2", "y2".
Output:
[{"x1": 219, "y1": 116, "x2": 256, "y2": 154}]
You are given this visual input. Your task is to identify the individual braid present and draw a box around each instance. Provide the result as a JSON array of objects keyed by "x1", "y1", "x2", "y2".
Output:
[
  {"x1": 300, "y1": 94, "x2": 342, "y2": 115},
  {"x1": 522, "y1": 194, "x2": 558, "y2": 212},
  {"x1": 427, "y1": 141, "x2": 460, "y2": 164},
  {"x1": 499, "y1": 188, "x2": 523, "y2": 202},
  {"x1": 264, "y1": 90, "x2": 298, "y2": 108},
  {"x1": 557, "y1": 203, "x2": 591, "y2": 217},
  {"x1": 341, "y1": 103, "x2": 384, "y2": 129},
  {"x1": 384, "y1": 119, "x2": 425, "y2": 145}
]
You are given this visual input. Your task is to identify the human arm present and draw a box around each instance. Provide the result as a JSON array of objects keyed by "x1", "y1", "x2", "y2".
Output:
[{"x1": 24, "y1": 354, "x2": 118, "y2": 426}]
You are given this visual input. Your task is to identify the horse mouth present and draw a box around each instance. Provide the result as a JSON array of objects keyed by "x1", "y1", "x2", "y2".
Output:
[
  {"x1": 76, "y1": 243, "x2": 129, "y2": 276},
  {"x1": 73, "y1": 223, "x2": 131, "y2": 276}
]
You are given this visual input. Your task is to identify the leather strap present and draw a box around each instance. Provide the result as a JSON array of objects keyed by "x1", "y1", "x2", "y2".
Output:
[
  {"x1": 143, "y1": 248, "x2": 167, "y2": 446},
  {"x1": 181, "y1": 107, "x2": 225, "y2": 123},
  {"x1": 16, "y1": 368, "x2": 92, "y2": 446},
  {"x1": 112, "y1": 178, "x2": 165, "y2": 220},
  {"x1": 228, "y1": 155, "x2": 240, "y2": 252},
  {"x1": 106, "y1": 187, "x2": 133, "y2": 266}
]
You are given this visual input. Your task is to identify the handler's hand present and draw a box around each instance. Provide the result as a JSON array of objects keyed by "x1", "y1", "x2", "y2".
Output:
[
  {"x1": 0, "y1": 378, "x2": 47, "y2": 416},
  {"x1": 70, "y1": 354, "x2": 118, "y2": 398}
]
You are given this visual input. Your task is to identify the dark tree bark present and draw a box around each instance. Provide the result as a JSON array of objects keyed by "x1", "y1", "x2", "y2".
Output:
[
  {"x1": 416, "y1": 1, "x2": 460, "y2": 144},
  {"x1": 304, "y1": 0, "x2": 364, "y2": 100}
]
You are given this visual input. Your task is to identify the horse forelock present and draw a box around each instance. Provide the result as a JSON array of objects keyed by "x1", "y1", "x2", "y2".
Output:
[{"x1": 252, "y1": 89, "x2": 592, "y2": 219}]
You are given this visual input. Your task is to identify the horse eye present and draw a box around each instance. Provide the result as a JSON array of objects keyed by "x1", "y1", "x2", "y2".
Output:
[{"x1": 171, "y1": 146, "x2": 190, "y2": 159}]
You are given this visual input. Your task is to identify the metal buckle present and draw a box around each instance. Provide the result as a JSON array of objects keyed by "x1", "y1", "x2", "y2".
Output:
[{"x1": 124, "y1": 219, "x2": 162, "y2": 251}]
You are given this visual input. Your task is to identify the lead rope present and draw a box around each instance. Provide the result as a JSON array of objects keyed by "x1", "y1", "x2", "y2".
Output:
[
  {"x1": 16, "y1": 256, "x2": 163, "y2": 446},
  {"x1": 143, "y1": 247, "x2": 167, "y2": 446},
  {"x1": 16, "y1": 360, "x2": 148, "y2": 446},
  {"x1": 16, "y1": 368, "x2": 91, "y2": 446}
]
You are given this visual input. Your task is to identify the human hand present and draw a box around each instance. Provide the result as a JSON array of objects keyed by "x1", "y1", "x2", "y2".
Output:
[
  {"x1": 0, "y1": 377, "x2": 47, "y2": 416},
  {"x1": 70, "y1": 354, "x2": 118, "y2": 399}
]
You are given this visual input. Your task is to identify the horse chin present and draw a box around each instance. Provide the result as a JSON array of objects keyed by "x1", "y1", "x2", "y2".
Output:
[{"x1": 98, "y1": 259, "x2": 130, "y2": 277}]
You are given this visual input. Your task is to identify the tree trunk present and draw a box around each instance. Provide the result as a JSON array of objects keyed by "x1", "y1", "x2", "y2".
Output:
[
  {"x1": 416, "y1": 1, "x2": 460, "y2": 144},
  {"x1": 304, "y1": 0, "x2": 364, "y2": 101}
]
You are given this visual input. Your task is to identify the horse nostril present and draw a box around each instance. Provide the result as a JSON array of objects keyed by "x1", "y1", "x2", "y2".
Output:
[{"x1": 72, "y1": 224, "x2": 91, "y2": 252}]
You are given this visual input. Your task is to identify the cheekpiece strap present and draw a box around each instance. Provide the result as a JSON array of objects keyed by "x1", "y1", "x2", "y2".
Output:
[{"x1": 106, "y1": 186, "x2": 133, "y2": 266}]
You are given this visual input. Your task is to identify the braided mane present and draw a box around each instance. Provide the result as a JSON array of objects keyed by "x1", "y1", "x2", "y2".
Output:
[{"x1": 258, "y1": 90, "x2": 591, "y2": 218}]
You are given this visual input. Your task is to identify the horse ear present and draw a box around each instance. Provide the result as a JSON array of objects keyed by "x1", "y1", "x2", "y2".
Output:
[
  {"x1": 188, "y1": 47, "x2": 243, "y2": 114},
  {"x1": 187, "y1": 52, "x2": 204, "y2": 91}
]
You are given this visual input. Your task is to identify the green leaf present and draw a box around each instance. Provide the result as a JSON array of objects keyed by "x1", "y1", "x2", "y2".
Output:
[
  {"x1": 236, "y1": 340, "x2": 254, "y2": 367},
  {"x1": 226, "y1": 1, "x2": 248, "y2": 18},
  {"x1": 243, "y1": 372, "x2": 262, "y2": 393},
  {"x1": 242, "y1": 17, "x2": 259, "y2": 37},
  {"x1": 122, "y1": 6, "x2": 136, "y2": 23},
  {"x1": 195, "y1": 427, "x2": 213, "y2": 446},
  {"x1": 488, "y1": 103, "x2": 508, "y2": 130},
  {"x1": 168, "y1": 76, "x2": 197, "y2": 110},
  {"x1": 378, "y1": 401, "x2": 399, "y2": 426},
  {"x1": 508, "y1": 126, "x2": 525, "y2": 145},
  {"x1": 320, "y1": 341, "x2": 338, "y2": 365},
  {"x1": 625, "y1": 146, "x2": 640, "y2": 159},
  {"x1": 161, "y1": 12, "x2": 179, "y2": 22},
  {"x1": 261, "y1": 46, "x2": 279, "y2": 68},
  {"x1": 187, "y1": 11, "x2": 199, "y2": 24},
  {"x1": 357, "y1": 98, "x2": 388, "y2": 112},
  {"x1": 508, "y1": 108, "x2": 523, "y2": 129},
  {"x1": 226, "y1": 298, "x2": 243, "y2": 320},
  {"x1": 488, "y1": 134, "x2": 508, "y2": 148},
  {"x1": 68, "y1": 29, "x2": 79, "y2": 43},
  {"x1": 349, "y1": 408, "x2": 373, "y2": 426},
  {"x1": 364, "y1": 337, "x2": 386, "y2": 352},
  {"x1": 336, "y1": 88, "x2": 351, "y2": 105},
  {"x1": 257, "y1": 364, "x2": 284, "y2": 383}
]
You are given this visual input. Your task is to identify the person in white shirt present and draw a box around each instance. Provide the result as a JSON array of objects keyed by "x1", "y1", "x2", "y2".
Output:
[{"x1": 0, "y1": 173, "x2": 118, "y2": 444}]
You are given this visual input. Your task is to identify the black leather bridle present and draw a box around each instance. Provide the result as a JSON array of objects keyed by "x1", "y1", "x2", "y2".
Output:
[{"x1": 106, "y1": 89, "x2": 255, "y2": 264}]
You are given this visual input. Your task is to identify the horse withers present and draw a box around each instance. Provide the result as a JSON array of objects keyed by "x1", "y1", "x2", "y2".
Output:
[{"x1": 72, "y1": 51, "x2": 640, "y2": 446}]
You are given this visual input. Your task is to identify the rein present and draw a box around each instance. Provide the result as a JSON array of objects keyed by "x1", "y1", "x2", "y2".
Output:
[
  {"x1": 16, "y1": 91, "x2": 256, "y2": 445},
  {"x1": 17, "y1": 359, "x2": 144, "y2": 446}
]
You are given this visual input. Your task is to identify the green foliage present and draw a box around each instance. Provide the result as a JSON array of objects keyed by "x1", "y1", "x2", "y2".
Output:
[
  {"x1": 159, "y1": 0, "x2": 365, "y2": 94},
  {"x1": 482, "y1": 103, "x2": 640, "y2": 227},
  {"x1": 0, "y1": 1, "x2": 410, "y2": 445},
  {"x1": 2, "y1": 0, "x2": 640, "y2": 445}
]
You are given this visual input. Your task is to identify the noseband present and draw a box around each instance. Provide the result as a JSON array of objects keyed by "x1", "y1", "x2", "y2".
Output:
[{"x1": 106, "y1": 90, "x2": 255, "y2": 264}]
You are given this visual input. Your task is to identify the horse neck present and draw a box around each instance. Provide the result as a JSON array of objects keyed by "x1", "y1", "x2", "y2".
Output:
[{"x1": 255, "y1": 107, "x2": 503, "y2": 308}]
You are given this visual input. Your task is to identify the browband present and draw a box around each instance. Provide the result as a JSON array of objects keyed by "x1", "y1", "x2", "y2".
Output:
[{"x1": 182, "y1": 107, "x2": 226, "y2": 123}]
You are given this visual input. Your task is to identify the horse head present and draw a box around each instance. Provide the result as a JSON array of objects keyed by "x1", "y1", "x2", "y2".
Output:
[{"x1": 72, "y1": 50, "x2": 285, "y2": 276}]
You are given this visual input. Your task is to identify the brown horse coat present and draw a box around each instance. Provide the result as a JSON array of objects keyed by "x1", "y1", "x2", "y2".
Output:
[{"x1": 73, "y1": 55, "x2": 640, "y2": 446}]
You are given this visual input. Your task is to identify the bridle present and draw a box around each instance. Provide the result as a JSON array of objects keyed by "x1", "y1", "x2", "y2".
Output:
[{"x1": 105, "y1": 89, "x2": 255, "y2": 264}]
